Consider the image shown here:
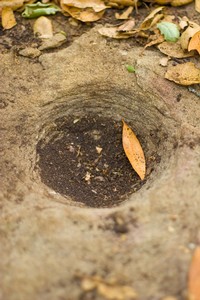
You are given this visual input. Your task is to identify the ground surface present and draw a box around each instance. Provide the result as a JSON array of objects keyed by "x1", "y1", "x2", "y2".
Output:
[{"x1": 0, "y1": 3, "x2": 200, "y2": 300}]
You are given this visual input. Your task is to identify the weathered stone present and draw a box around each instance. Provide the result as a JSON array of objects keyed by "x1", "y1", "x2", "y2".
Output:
[{"x1": 0, "y1": 27, "x2": 200, "y2": 300}]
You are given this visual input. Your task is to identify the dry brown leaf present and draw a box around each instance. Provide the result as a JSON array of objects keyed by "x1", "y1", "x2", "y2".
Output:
[
  {"x1": 1, "y1": 7, "x2": 16, "y2": 29},
  {"x1": 61, "y1": 5, "x2": 105, "y2": 22},
  {"x1": 115, "y1": 6, "x2": 133, "y2": 19},
  {"x1": 188, "y1": 30, "x2": 200, "y2": 54},
  {"x1": 0, "y1": 0, "x2": 24, "y2": 10},
  {"x1": 61, "y1": 0, "x2": 108, "y2": 12},
  {"x1": 122, "y1": 120, "x2": 146, "y2": 180},
  {"x1": 196, "y1": 0, "x2": 200, "y2": 12},
  {"x1": 33, "y1": 16, "x2": 53, "y2": 38},
  {"x1": 152, "y1": 0, "x2": 193, "y2": 5},
  {"x1": 158, "y1": 41, "x2": 194, "y2": 58},
  {"x1": 139, "y1": 6, "x2": 164, "y2": 30},
  {"x1": 188, "y1": 247, "x2": 200, "y2": 300},
  {"x1": 144, "y1": 31, "x2": 164, "y2": 49},
  {"x1": 117, "y1": 19, "x2": 135, "y2": 31},
  {"x1": 98, "y1": 26, "x2": 135, "y2": 38},
  {"x1": 106, "y1": 0, "x2": 135, "y2": 7},
  {"x1": 180, "y1": 22, "x2": 200, "y2": 50},
  {"x1": 165, "y1": 62, "x2": 200, "y2": 85},
  {"x1": 171, "y1": 0, "x2": 193, "y2": 5}
]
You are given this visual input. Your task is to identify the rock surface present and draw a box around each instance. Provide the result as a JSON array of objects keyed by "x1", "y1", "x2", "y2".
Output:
[{"x1": 0, "y1": 27, "x2": 200, "y2": 300}]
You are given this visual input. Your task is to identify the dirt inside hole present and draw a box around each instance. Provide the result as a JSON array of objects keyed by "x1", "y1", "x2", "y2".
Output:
[{"x1": 36, "y1": 114, "x2": 152, "y2": 208}]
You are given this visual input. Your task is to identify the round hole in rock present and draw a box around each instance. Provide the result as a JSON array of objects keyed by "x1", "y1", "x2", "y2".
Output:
[
  {"x1": 36, "y1": 86, "x2": 175, "y2": 208},
  {"x1": 37, "y1": 114, "x2": 150, "y2": 208}
]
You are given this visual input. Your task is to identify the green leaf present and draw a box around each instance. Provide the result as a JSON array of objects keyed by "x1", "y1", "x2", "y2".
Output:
[
  {"x1": 22, "y1": 2, "x2": 60, "y2": 18},
  {"x1": 157, "y1": 22, "x2": 180, "y2": 42},
  {"x1": 126, "y1": 65, "x2": 136, "y2": 73}
]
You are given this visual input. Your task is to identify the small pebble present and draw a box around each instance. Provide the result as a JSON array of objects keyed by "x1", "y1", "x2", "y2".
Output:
[{"x1": 19, "y1": 47, "x2": 41, "y2": 58}]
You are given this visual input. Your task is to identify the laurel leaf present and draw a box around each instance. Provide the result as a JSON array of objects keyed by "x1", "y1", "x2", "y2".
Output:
[{"x1": 122, "y1": 120, "x2": 146, "y2": 180}]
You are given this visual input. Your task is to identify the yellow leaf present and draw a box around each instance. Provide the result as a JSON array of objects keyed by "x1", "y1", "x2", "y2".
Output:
[
  {"x1": 188, "y1": 30, "x2": 200, "y2": 54},
  {"x1": 1, "y1": 7, "x2": 16, "y2": 29},
  {"x1": 122, "y1": 120, "x2": 146, "y2": 180},
  {"x1": 61, "y1": 5, "x2": 104, "y2": 22},
  {"x1": 171, "y1": 0, "x2": 193, "y2": 6},
  {"x1": 0, "y1": 0, "x2": 24, "y2": 10},
  {"x1": 180, "y1": 22, "x2": 200, "y2": 50},
  {"x1": 188, "y1": 247, "x2": 200, "y2": 300},
  {"x1": 195, "y1": 0, "x2": 200, "y2": 13},
  {"x1": 165, "y1": 62, "x2": 200, "y2": 85},
  {"x1": 61, "y1": 0, "x2": 108, "y2": 12}
]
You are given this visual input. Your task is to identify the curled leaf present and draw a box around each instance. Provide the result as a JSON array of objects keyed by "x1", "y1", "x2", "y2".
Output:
[
  {"x1": 22, "y1": 2, "x2": 60, "y2": 18},
  {"x1": 115, "y1": 6, "x2": 133, "y2": 19},
  {"x1": 122, "y1": 120, "x2": 146, "y2": 180},
  {"x1": 180, "y1": 22, "x2": 200, "y2": 50},
  {"x1": 188, "y1": 247, "x2": 200, "y2": 300},
  {"x1": 157, "y1": 21, "x2": 180, "y2": 42},
  {"x1": 188, "y1": 30, "x2": 200, "y2": 54},
  {"x1": 140, "y1": 6, "x2": 164, "y2": 30}
]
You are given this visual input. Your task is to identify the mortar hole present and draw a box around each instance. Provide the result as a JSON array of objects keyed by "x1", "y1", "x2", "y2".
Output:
[{"x1": 36, "y1": 114, "x2": 153, "y2": 208}]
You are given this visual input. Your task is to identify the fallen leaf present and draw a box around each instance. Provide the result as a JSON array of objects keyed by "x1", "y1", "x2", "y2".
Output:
[
  {"x1": 144, "y1": 31, "x2": 164, "y2": 49},
  {"x1": 115, "y1": 6, "x2": 133, "y2": 19},
  {"x1": 179, "y1": 16, "x2": 189, "y2": 30},
  {"x1": 122, "y1": 120, "x2": 146, "y2": 180},
  {"x1": 171, "y1": 0, "x2": 193, "y2": 5},
  {"x1": 106, "y1": 0, "x2": 135, "y2": 7},
  {"x1": 22, "y1": 2, "x2": 60, "y2": 18},
  {"x1": 188, "y1": 247, "x2": 200, "y2": 300},
  {"x1": 196, "y1": 0, "x2": 200, "y2": 12},
  {"x1": 152, "y1": 0, "x2": 193, "y2": 5},
  {"x1": 157, "y1": 21, "x2": 180, "y2": 42},
  {"x1": 61, "y1": 5, "x2": 105, "y2": 22},
  {"x1": 61, "y1": 0, "x2": 108, "y2": 12},
  {"x1": 126, "y1": 65, "x2": 136, "y2": 72},
  {"x1": 165, "y1": 62, "x2": 200, "y2": 85},
  {"x1": 180, "y1": 21, "x2": 200, "y2": 50},
  {"x1": 117, "y1": 19, "x2": 135, "y2": 31},
  {"x1": 140, "y1": 6, "x2": 164, "y2": 30},
  {"x1": 33, "y1": 16, "x2": 53, "y2": 38},
  {"x1": 158, "y1": 41, "x2": 194, "y2": 58},
  {"x1": 188, "y1": 30, "x2": 200, "y2": 54},
  {"x1": 0, "y1": 0, "x2": 24, "y2": 10},
  {"x1": 98, "y1": 26, "x2": 134, "y2": 39},
  {"x1": 1, "y1": 7, "x2": 16, "y2": 29}
]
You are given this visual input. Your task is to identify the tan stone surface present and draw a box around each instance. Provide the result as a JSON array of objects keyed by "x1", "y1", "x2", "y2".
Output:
[{"x1": 0, "y1": 28, "x2": 200, "y2": 300}]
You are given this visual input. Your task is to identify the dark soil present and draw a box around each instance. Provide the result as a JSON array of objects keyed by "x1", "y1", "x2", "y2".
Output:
[{"x1": 37, "y1": 115, "x2": 147, "y2": 208}]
